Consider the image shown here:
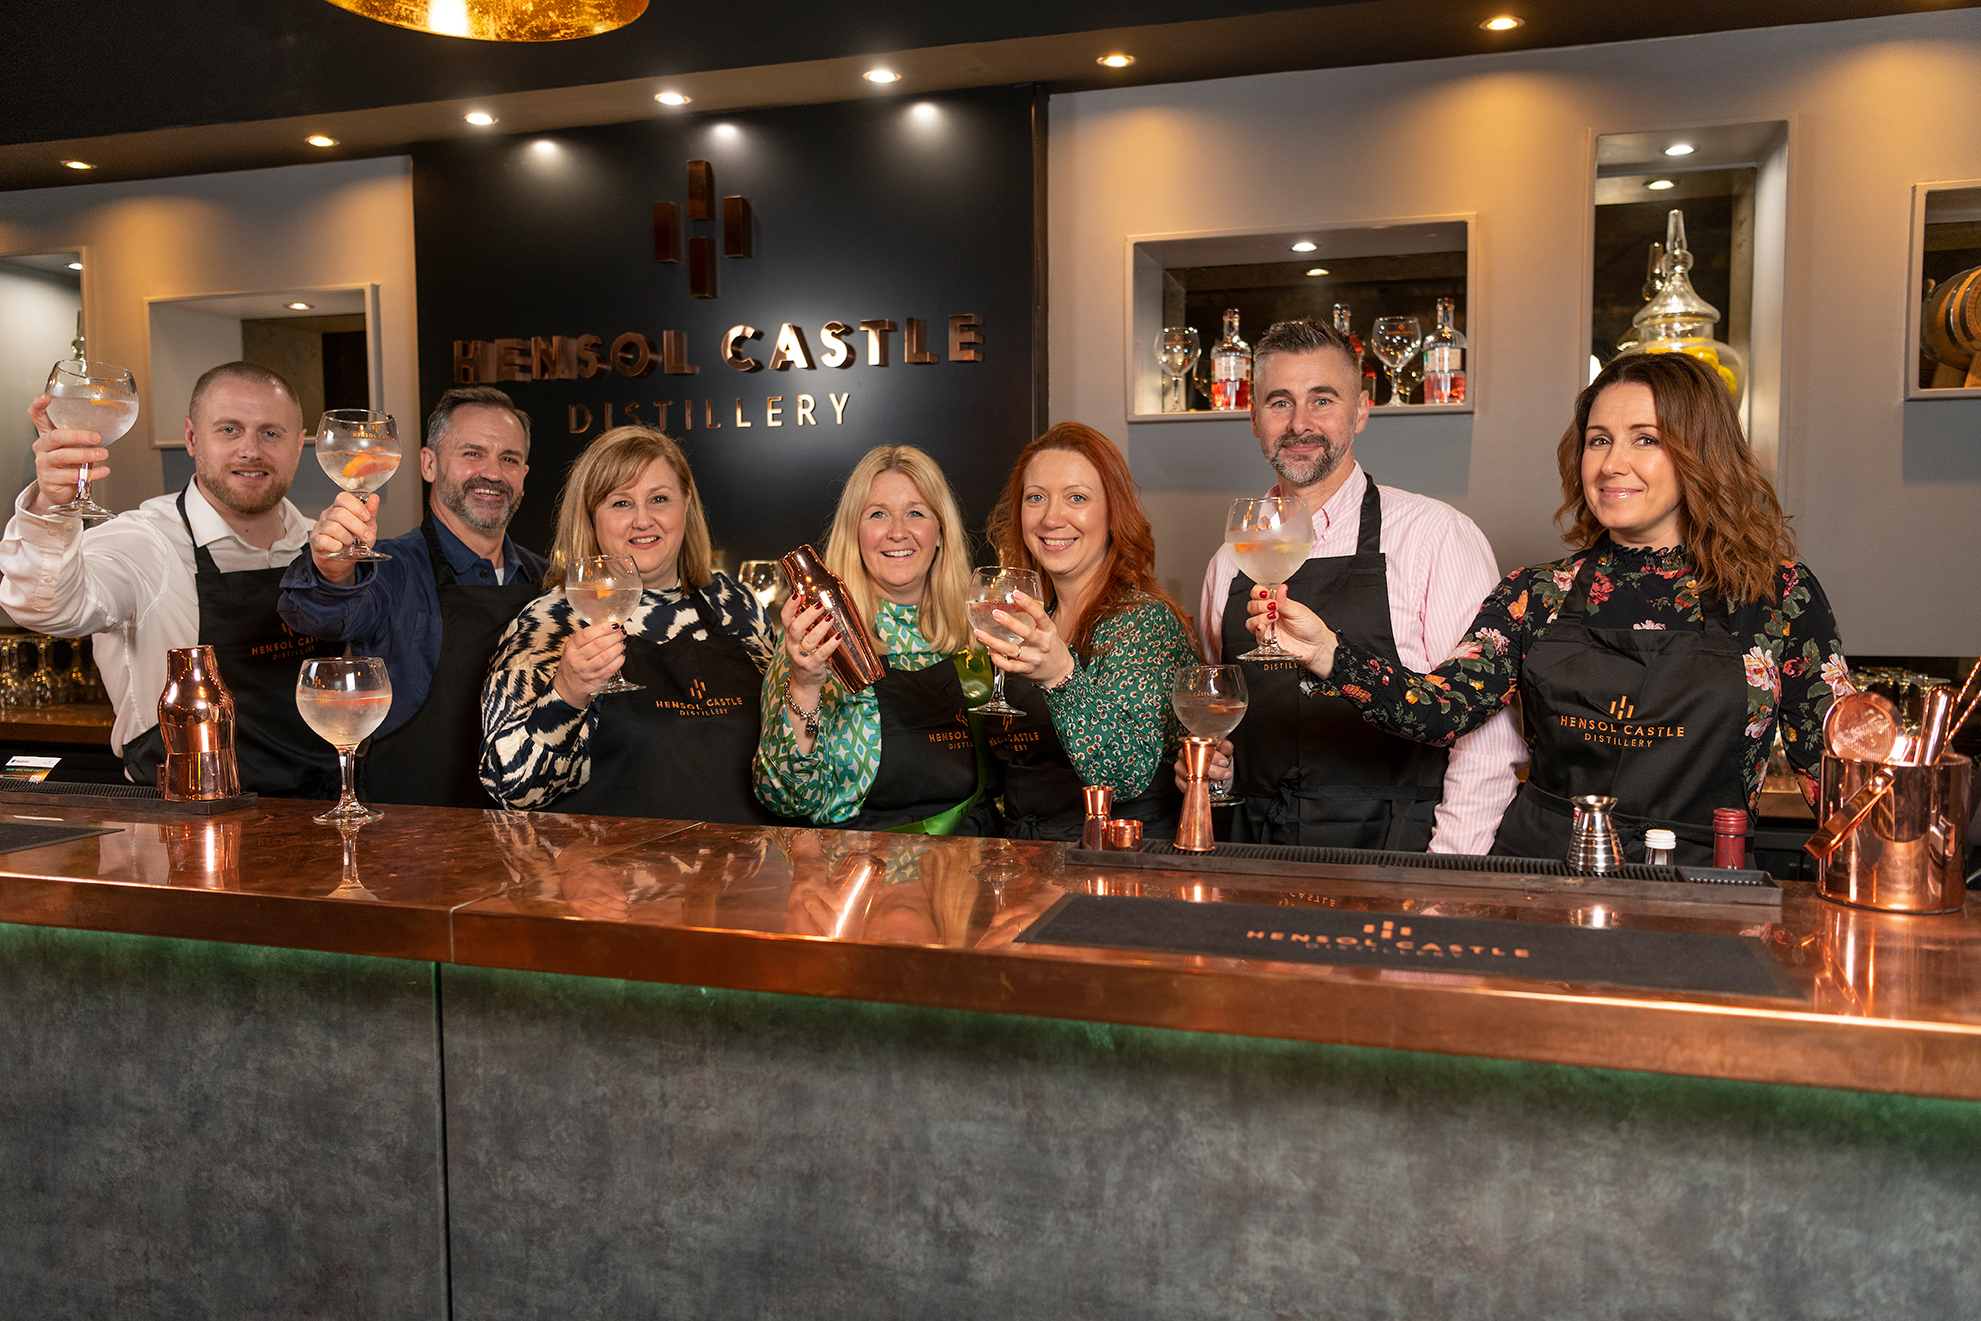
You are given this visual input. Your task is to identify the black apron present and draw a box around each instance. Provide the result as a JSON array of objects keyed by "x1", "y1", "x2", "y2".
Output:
[
  {"x1": 989, "y1": 671, "x2": 1181, "y2": 841},
  {"x1": 552, "y1": 585, "x2": 782, "y2": 824},
  {"x1": 845, "y1": 658, "x2": 990, "y2": 834},
  {"x1": 123, "y1": 488, "x2": 343, "y2": 798},
  {"x1": 1222, "y1": 478, "x2": 1448, "y2": 850},
  {"x1": 361, "y1": 520, "x2": 541, "y2": 808},
  {"x1": 1490, "y1": 545, "x2": 1751, "y2": 867}
]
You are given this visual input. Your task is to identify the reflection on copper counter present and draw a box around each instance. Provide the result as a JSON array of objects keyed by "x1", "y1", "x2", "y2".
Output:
[{"x1": 2, "y1": 799, "x2": 1981, "y2": 1098}]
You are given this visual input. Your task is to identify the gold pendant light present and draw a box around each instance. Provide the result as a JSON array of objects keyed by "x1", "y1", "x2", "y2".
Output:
[{"x1": 324, "y1": 0, "x2": 647, "y2": 42}]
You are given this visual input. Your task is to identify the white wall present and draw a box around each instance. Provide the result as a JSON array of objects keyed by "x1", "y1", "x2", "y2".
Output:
[
  {"x1": 147, "y1": 303, "x2": 245, "y2": 456},
  {"x1": 0, "y1": 158, "x2": 420, "y2": 537},
  {"x1": 1050, "y1": 10, "x2": 1981, "y2": 655},
  {"x1": 0, "y1": 265, "x2": 82, "y2": 507}
]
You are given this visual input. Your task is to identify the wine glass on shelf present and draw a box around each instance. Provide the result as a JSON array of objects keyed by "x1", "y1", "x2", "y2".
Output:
[
  {"x1": 1171, "y1": 665, "x2": 1248, "y2": 806},
  {"x1": 43, "y1": 359, "x2": 139, "y2": 521},
  {"x1": 315, "y1": 410, "x2": 401, "y2": 560},
  {"x1": 1371, "y1": 316, "x2": 1422, "y2": 407},
  {"x1": 967, "y1": 566, "x2": 1043, "y2": 716},
  {"x1": 1225, "y1": 497, "x2": 1314, "y2": 661},
  {"x1": 737, "y1": 560, "x2": 784, "y2": 616},
  {"x1": 297, "y1": 656, "x2": 393, "y2": 824},
  {"x1": 21, "y1": 637, "x2": 56, "y2": 709},
  {"x1": 1157, "y1": 327, "x2": 1201, "y2": 413},
  {"x1": 565, "y1": 555, "x2": 645, "y2": 694}
]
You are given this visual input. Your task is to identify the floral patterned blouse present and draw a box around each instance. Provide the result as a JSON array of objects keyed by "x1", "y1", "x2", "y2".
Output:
[
  {"x1": 752, "y1": 600, "x2": 952, "y2": 825},
  {"x1": 1320, "y1": 541, "x2": 1850, "y2": 808},
  {"x1": 1039, "y1": 594, "x2": 1200, "y2": 799},
  {"x1": 480, "y1": 573, "x2": 772, "y2": 808}
]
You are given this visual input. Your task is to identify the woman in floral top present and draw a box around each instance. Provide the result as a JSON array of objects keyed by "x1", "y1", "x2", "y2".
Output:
[
  {"x1": 975, "y1": 423, "x2": 1200, "y2": 839},
  {"x1": 752, "y1": 445, "x2": 994, "y2": 834},
  {"x1": 1248, "y1": 352, "x2": 1849, "y2": 866}
]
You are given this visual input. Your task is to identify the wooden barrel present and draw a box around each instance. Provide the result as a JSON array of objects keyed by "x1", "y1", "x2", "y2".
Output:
[{"x1": 1921, "y1": 265, "x2": 1981, "y2": 372}]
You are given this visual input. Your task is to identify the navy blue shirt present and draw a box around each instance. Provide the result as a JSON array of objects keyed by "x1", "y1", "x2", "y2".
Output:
[{"x1": 278, "y1": 516, "x2": 550, "y2": 740}]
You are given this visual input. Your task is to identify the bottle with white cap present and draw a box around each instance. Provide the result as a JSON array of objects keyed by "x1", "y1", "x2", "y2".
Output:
[{"x1": 1644, "y1": 828, "x2": 1677, "y2": 868}]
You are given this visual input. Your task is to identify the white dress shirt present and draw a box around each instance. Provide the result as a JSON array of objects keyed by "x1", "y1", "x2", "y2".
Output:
[
  {"x1": 1198, "y1": 463, "x2": 1528, "y2": 855},
  {"x1": 0, "y1": 479, "x2": 313, "y2": 756}
]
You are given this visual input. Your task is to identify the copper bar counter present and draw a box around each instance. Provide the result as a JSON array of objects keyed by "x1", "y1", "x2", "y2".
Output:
[{"x1": 4, "y1": 799, "x2": 1978, "y2": 1319}]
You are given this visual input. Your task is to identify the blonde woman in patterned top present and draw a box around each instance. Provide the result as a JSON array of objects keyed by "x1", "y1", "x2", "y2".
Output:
[
  {"x1": 976, "y1": 423, "x2": 1200, "y2": 839},
  {"x1": 479, "y1": 427, "x2": 775, "y2": 821},
  {"x1": 752, "y1": 445, "x2": 994, "y2": 834}
]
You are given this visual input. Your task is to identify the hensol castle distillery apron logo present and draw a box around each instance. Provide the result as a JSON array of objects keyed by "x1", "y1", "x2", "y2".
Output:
[
  {"x1": 450, "y1": 157, "x2": 985, "y2": 437},
  {"x1": 653, "y1": 676, "x2": 746, "y2": 718},
  {"x1": 1554, "y1": 695, "x2": 1687, "y2": 749},
  {"x1": 1246, "y1": 916, "x2": 1532, "y2": 962}
]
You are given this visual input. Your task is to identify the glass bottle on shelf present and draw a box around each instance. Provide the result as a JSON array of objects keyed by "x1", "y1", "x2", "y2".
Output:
[
  {"x1": 1422, "y1": 298, "x2": 1467, "y2": 405},
  {"x1": 1615, "y1": 208, "x2": 1745, "y2": 405},
  {"x1": 0, "y1": 637, "x2": 20, "y2": 709},
  {"x1": 1333, "y1": 304, "x2": 1378, "y2": 400},
  {"x1": 1209, "y1": 309, "x2": 1251, "y2": 411},
  {"x1": 22, "y1": 636, "x2": 55, "y2": 709}
]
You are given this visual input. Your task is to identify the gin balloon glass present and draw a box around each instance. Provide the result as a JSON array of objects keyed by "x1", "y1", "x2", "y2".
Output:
[
  {"x1": 566, "y1": 555, "x2": 645, "y2": 694},
  {"x1": 1157, "y1": 327, "x2": 1201, "y2": 413},
  {"x1": 1371, "y1": 316, "x2": 1422, "y2": 407},
  {"x1": 1224, "y1": 497, "x2": 1314, "y2": 661},
  {"x1": 315, "y1": 410, "x2": 401, "y2": 560},
  {"x1": 968, "y1": 566, "x2": 1043, "y2": 716},
  {"x1": 44, "y1": 359, "x2": 139, "y2": 521},
  {"x1": 297, "y1": 656, "x2": 392, "y2": 824},
  {"x1": 1171, "y1": 665, "x2": 1249, "y2": 806}
]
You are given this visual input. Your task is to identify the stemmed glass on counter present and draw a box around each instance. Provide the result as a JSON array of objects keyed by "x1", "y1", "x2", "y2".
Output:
[
  {"x1": 565, "y1": 555, "x2": 645, "y2": 694},
  {"x1": 1371, "y1": 316, "x2": 1422, "y2": 407},
  {"x1": 297, "y1": 656, "x2": 392, "y2": 824},
  {"x1": 316, "y1": 410, "x2": 402, "y2": 560},
  {"x1": 1172, "y1": 665, "x2": 1248, "y2": 806},
  {"x1": 44, "y1": 359, "x2": 139, "y2": 521},
  {"x1": 1224, "y1": 496, "x2": 1314, "y2": 661},
  {"x1": 967, "y1": 566, "x2": 1043, "y2": 716},
  {"x1": 1157, "y1": 327, "x2": 1201, "y2": 413}
]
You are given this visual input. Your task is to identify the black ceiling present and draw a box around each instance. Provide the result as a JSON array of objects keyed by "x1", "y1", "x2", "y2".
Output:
[{"x1": 4, "y1": 0, "x2": 1972, "y2": 187}]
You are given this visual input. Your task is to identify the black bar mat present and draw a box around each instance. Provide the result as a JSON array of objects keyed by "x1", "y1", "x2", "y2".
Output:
[
  {"x1": 1016, "y1": 894, "x2": 1794, "y2": 998},
  {"x1": 0, "y1": 821, "x2": 121, "y2": 855},
  {"x1": 0, "y1": 780, "x2": 257, "y2": 816},
  {"x1": 1067, "y1": 842, "x2": 1780, "y2": 908}
]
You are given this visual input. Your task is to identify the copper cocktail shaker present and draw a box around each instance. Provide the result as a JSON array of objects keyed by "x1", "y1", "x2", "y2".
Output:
[
  {"x1": 1174, "y1": 737, "x2": 1217, "y2": 853},
  {"x1": 157, "y1": 645, "x2": 239, "y2": 800},
  {"x1": 778, "y1": 544, "x2": 887, "y2": 692}
]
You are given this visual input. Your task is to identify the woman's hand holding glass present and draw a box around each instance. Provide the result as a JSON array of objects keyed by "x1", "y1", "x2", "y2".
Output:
[
  {"x1": 1244, "y1": 586, "x2": 1340, "y2": 678},
  {"x1": 551, "y1": 619, "x2": 626, "y2": 708},
  {"x1": 973, "y1": 591, "x2": 1074, "y2": 690}
]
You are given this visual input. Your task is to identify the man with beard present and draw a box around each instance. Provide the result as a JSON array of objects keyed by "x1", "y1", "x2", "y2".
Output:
[
  {"x1": 280, "y1": 386, "x2": 546, "y2": 807},
  {"x1": 1183, "y1": 317, "x2": 1524, "y2": 852},
  {"x1": 2, "y1": 361, "x2": 345, "y2": 796}
]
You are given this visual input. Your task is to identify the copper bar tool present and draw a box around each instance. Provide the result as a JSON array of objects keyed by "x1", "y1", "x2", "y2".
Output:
[
  {"x1": 1080, "y1": 785, "x2": 1113, "y2": 852},
  {"x1": 1174, "y1": 737, "x2": 1217, "y2": 854},
  {"x1": 157, "y1": 645, "x2": 239, "y2": 801},
  {"x1": 779, "y1": 544, "x2": 886, "y2": 692},
  {"x1": 1808, "y1": 686, "x2": 1955, "y2": 861}
]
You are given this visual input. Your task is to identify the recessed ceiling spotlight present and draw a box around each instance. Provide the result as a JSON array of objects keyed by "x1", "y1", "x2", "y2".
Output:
[
  {"x1": 655, "y1": 92, "x2": 691, "y2": 106},
  {"x1": 306, "y1": 135, "x2": 338, "y2": 147},
  {"x1": 465, "y1": 111, "x2": 496, "y2": 126},
  {"x1": 864, "y1": 69, "x2": 900, "y2": 84},
  {"x1": 1646, "y1": 178, "x2": 1677, "y2": 190},
  {"x1": 1664, "y1": 143, "x2": 1695, "y2": 156},
  {"x1": 67, "y1": 262, "x2": 83, "y2": 271},
  {"x1": 1290, "y1": 241, "x2": 1317, "y2": 253},
  {"x1": 1480, "y1": 15, "x2": 1523, "y2": 30},
  {"x1": 1305, "y1": 268, "x2": 1329, "y2": 276},
  {"x1": 287, "y1": 302, "x2": 314, "y2": 310},
  {"x1": 62, "y1": 159, "x2": 94, "y2": 170},
  {"x1": 1097, "y1": 54, "x2": 1134, "y2": 68}
]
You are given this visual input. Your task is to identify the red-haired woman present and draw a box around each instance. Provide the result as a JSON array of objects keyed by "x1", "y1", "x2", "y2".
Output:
[
  {"x1": 1253, "y1": 351, "x2": 1850, "y2": 865},
  {"x1": 977, "y1": 423, "x2": 1200, "y2": 839}
]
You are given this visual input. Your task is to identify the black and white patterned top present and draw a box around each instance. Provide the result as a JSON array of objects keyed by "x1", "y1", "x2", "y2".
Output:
[{"x1": 479, "y1": 572, "x2": 773, "y2": 808}]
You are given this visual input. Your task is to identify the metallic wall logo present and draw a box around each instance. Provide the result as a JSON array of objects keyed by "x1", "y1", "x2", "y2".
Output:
[{"x1": 653, "y1": 158, "x2": 748, "y2": 299}]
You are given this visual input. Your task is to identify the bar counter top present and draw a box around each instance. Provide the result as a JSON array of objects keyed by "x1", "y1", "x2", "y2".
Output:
[{"x1": 2, "y1": 798, "x2": 1977, "y2": 1101}]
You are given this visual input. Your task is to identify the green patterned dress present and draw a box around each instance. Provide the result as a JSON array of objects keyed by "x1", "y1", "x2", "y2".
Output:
[
  {"x1": 1038, "y1": 594, "x2": 1200, "y2": 800},
  {"x1": 1318, "y1": 541, "x2": 1850, "y2": 809}
]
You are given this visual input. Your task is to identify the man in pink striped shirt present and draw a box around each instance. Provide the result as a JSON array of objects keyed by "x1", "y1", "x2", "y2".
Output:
[{"x1": 1187, "y1": 317, "x2": 1525, "y2": 854}]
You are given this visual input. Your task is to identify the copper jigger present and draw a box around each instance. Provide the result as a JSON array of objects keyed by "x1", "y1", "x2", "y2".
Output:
[
  {"x1": 1174, "y1": 736, "x2": 1217, "y2": 854},
  {"x1": 1080, "y1": 785, "x2": 1113, "y2": 851},
  {"x1": 779, "y1": 544, "x2": 886, "y2": 693},
  {"x1": 1104, "y1": 820, "x2": 1143, "y2": 850},
  {"x1": 157, "y1": 645, "x2": 239, "y2": 801}
]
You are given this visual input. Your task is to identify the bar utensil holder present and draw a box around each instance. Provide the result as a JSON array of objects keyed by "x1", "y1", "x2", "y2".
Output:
[
  {"x1": 1817, "y1": 751, "x2": 1969, "y2": 914},
  {"x1": 157, "y1": 645, "x2": 239, "y2": 801},
  {"x1": 778, "y1": 544, "x2": 887, "y2": 693},
  {"x1": 1566, "y1": 794, "x2": 1623, "y2": 874},
  {"x1": 1174, "y1": 737, "x2": 1217, "y2": 854},
  {"x1": 1080, "y1": 784, "x2": 1113, "y2": 852}
]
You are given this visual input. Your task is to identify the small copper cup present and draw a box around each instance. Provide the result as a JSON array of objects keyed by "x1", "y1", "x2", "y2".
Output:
[{"x1": 1104, "y1": 819, "x2": 1143, "y2": 851}]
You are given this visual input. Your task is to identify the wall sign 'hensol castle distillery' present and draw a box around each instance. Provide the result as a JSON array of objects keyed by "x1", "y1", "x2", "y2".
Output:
[{"x1": 450, "y1": 156, "x2": 983, "y2": 436}]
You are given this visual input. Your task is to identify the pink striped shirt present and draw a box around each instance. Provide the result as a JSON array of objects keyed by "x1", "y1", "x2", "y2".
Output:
[{"x1": 1198, "y1": 464, "x2": 1527, "y2": 855}]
